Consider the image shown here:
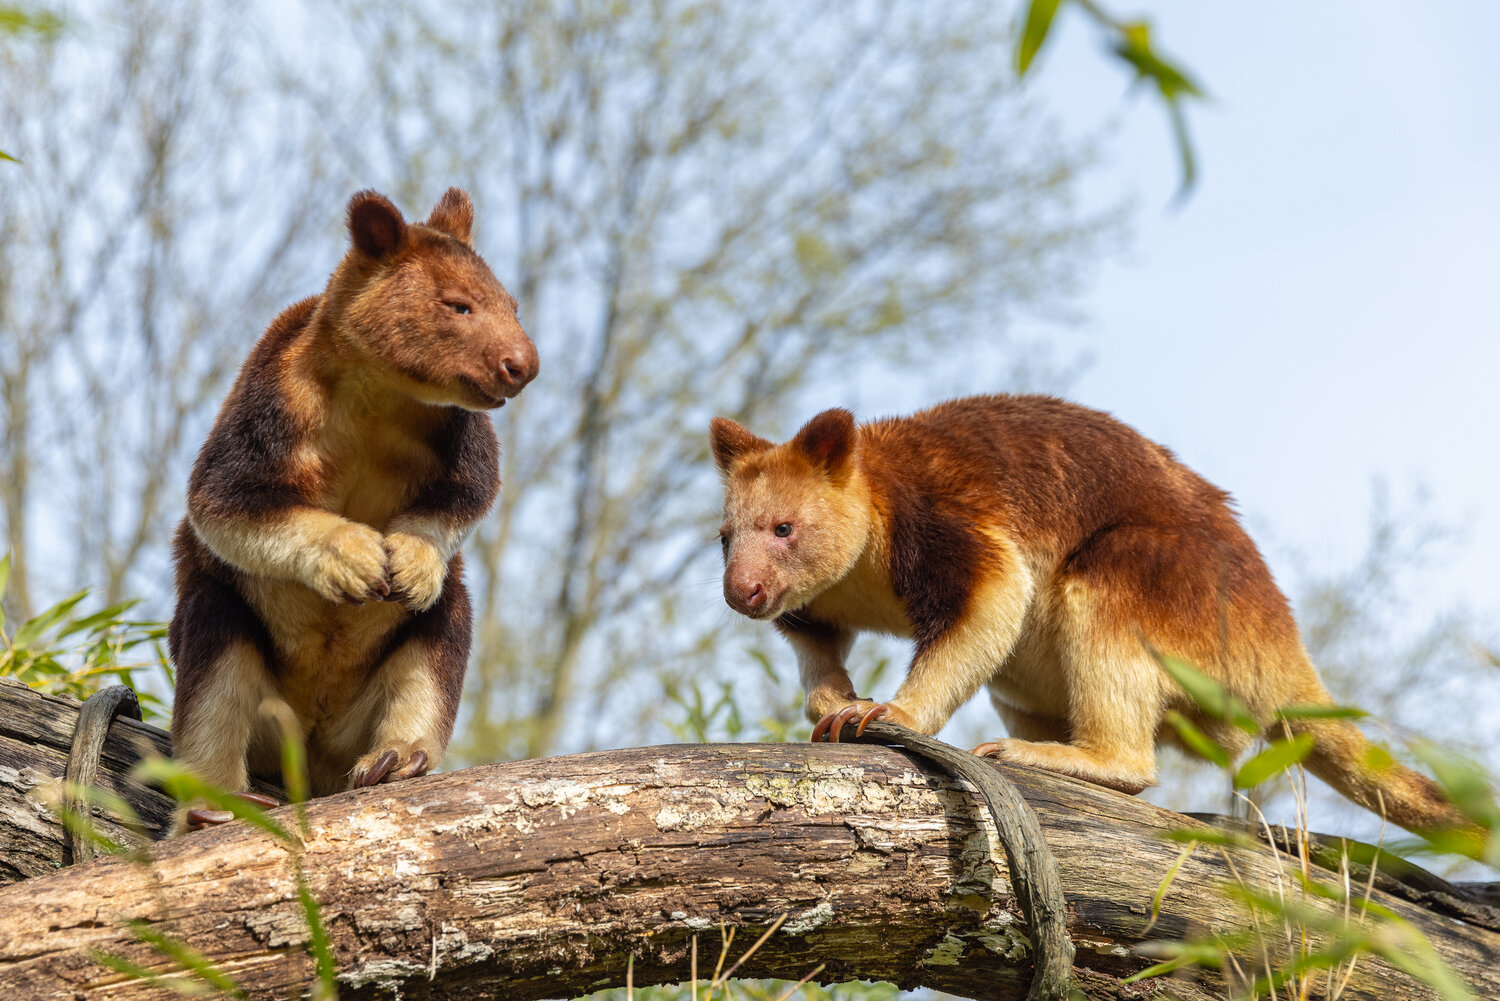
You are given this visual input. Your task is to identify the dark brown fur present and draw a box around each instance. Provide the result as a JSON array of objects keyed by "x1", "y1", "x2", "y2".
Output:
[
  {"x1": 712, "y1": 395, "x2": 1467, "y2": 835},
  {"x1": 169, "y1": 188, "x2": 534, "y2": 818}
]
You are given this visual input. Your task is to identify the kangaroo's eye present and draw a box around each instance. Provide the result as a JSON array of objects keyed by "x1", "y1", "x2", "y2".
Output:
[
  {"x1": 446, "y1": 301, "x2": 473, "y2": 315},
  {"x1": 774, "y1": 523, "x2": 792, "y2": 538}
]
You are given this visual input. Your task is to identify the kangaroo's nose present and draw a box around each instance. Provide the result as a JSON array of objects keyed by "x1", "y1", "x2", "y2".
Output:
[
  {"x1": 744, "y1": 583, "x2": 765, "y2": 610},
  {"x1": 495, "y1": 338, "x2": 539, "y2": 392}
]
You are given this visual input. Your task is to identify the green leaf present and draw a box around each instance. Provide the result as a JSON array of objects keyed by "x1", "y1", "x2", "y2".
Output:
[
  {"x1": 1251, "y1": 939, "x2": 1362, "y2": 997},
  {"x1": 12, "y1": 589, "x2": 89, "y2": 647},
  {"x1": 1155, "y1": 654, "x2": 1258, "y2": 732},
  {"x1": 1110, "y1": 24, "x2": 1204, "y2": 100},
  {"x1": 1146, "y1": 838, "x2": 1195, "y2": 931},
  {"x1": 1015, "y1": 0, "x2": 1064, "y2": 76},
  {"x1": 0, "y1": 8, "x2": 65, "y2": 36},
  {"x1": 44, "y1": 798, "x2": 134, "y2": 859},
  {"x1": 1159, "y1": 826, "x2": 1258, "y2": 850},
  {"x1": 0, "y1": 552, "x2": 11, "y2": 605},
  {"x1": 1272, "y1": 703, "x2": 1368, "y2": 722},
  {"x1": 1162, "y1": 709, "x2": 1230, "y2": 769},
  {"x1": 792, "y1": 232, "x2": 840, "y2": 278},
  {"x1": 268, "y1": 704, "x2": 312, "y2": 838},
  {"x1": 1164, "y1": 96, "x2": 1197, "y2": 200},
  {"x1": 746, "y1": 646, "x2": 778, "y2": 684},
  {"x1": 125, "y1": 919, "x2": 247, "y2": 997},
  {"x1": 132, "y1": 757, "x2": 294, "y2": 844},
  {"x1": 1121, "y1": 940, "x2": 1224, "y2": 982},
  {"x1": 1364, "y1": 743, "x2": 1396, "y2": 772},
  {"x1": 1233, "y1": 733, "x2": 1316, "y2": 789},
  {"x1": 1409, "y1": 741, "x2": 1500, "y2": 832},
  {"x1": 88, "y1": 949, "x2": 217, "y2": 996},
  {"x1": 56, "y1": 599, "x2": 141, "y2": 639},
  {"x1": 296, "y1": 868, "x2": 338, "y2": 999}
]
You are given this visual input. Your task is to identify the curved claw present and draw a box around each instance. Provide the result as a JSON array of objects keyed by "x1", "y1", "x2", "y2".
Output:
[
  {"x1": 829, "y1": 705, "x2": 862, "y2": 743},
  {"x1": 810, "y1": 712, "x2": 835, "y2": 743},
  {"x1": 972, "y1": 741, "x2": 1005, "y2": 759},
  {"x1": 356, "y1": 749, "x2": 400, "y2": 787},
  {"x1": 186, "y1": 807, "x2": 234, "y2": 830},
  {"x1": 397, "y1": 749, "x2": 429, "y2": 780},
  {"x1": 812, "y1": 704, "x2": 867, "y2": 743},
  {"x1": 854, "y1": 704, "x2": 887, "y2": 736},
  {"x1": 185, "y1": 791, "x2": 280, "y2": 832},
  {"x1": 236, "y1": 791, "x2": 280, "y2": 809}
]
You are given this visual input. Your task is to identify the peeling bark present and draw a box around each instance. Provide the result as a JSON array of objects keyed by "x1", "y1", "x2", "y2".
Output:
[{"x1": 0, "y1": 735, "x2": 1496, "y2": 1000}]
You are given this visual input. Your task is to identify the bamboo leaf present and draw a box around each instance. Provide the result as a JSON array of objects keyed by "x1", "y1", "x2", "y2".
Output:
[
  {"x1": 1159, "y1": 826, "x2": 1258, "y2": 850},
  {"x1": 56, "y1": 599, "x2": 141, "y2": 639},
  {"x1": 12, "y1": 590, "x2": 89, "y2": 647},
  {"x1": 88, "y1": 950, "x2": 215, "y2": 996},
  {"x1": 1155, "y1": 654, "x2": 1258, "y2": 733},
  {"x1": 125, "y1": 919, "x2": 247, "y2": 997},
  {"x1": 1162, "y1": 709, "x2": 1230, "y2": 769},
  {"x1": 1146, "y1": 838, "x2": 1196, "y2": 932},
  {"x1": 132, "y1": 757, "x2": 293, "y2": 844},
  {"x1": 0, "y1": 8, "x2": 66, "y2": 36},
  {"x1": 1121, "y1": 940, "x2": 1223, "y2": 982},
  {"x1": 295, "y1": 868, "x2": 337, "y2": 999},
  {"x1": 1015, "y1": 0, "x2": 1064, "y2": 76},
  {"x1": 1272, "y1": 703, "x2": 1369, "y2": 722},
  {"x1": 1233, "y1": 733, "x2": 1315, "y2": 789},
  {"x1": 1408, "y1": 740, "x2": 1500, "y2": 830}
]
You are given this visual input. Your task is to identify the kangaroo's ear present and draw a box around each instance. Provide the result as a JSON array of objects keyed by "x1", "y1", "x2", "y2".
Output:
[
  {"x1": 348, "y1": 190, "x2": 407, "y2": 260},
  {"x1": 791, "y1": 408, "x2": 857, "y2": 475},
  {"x1": 425, "y1": 187, "x2": 474, "y2": 245},
  {"x1": 709, "y1": 417, "x2": 772, "y2": 474}
]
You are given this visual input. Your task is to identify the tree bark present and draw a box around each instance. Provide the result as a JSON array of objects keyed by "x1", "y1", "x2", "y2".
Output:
[
  {"x1": 1, "y1": 736, "x2": 1496, "y2": 1000},
  {"x1": 0, "y1": 679, "x2": 176, "y2": 879},
  {"x1": 0, "y1": 679, "x2": 278, "y2": 880}
]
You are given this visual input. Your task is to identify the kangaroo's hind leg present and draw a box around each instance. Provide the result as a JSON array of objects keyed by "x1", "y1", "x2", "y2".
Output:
[
  {"x1": 317, "y1": 563, "x2": 472, "y2": 794},
  {"x1": 169, "y1": 569, "x2": 288, "y2": 831}
]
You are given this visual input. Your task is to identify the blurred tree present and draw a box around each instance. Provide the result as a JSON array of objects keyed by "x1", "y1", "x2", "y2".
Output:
[
  {"x1": 301, "y1": 0, "x2": 1119, "y2": 762},
  {"x1": 0, "y1": 1, "x2": 334, "y2": 620},
  {"x1": 0, "y1": 4, "x2": 62, "y2": 162}
]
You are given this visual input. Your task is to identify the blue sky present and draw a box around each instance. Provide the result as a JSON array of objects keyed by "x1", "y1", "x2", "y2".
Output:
[{"x1": 1004, "y1": 1, "x2": 1497, "y2": 624}]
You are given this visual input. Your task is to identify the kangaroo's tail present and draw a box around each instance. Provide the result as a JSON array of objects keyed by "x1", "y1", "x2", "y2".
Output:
[{"x1": 1283, "y1": 714, "x2": 1472, "y2": 836}]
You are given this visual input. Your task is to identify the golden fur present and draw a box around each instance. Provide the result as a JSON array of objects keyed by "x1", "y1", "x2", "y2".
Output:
[{"x1": 711, "y1": 396, "x2": 1469, "y2": 833}]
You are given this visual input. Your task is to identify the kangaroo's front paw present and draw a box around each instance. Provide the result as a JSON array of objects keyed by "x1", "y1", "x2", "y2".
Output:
[
  {"x1": 309, "y1": 522, "x2": 390, "y2": 604},
  {"x1": 351, "y1": 743, "x2": 437, "y2": 788},
  {"x1": 385, "y1": 532, "x2": 447, "y2": 612}
]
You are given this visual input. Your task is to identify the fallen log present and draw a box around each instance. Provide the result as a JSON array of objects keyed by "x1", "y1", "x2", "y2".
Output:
[{"x1": 1, "y1": 738, "x2": 1496, "y2": 1000}]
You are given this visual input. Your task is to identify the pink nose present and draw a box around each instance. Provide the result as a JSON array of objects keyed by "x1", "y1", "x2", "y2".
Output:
[
  {"x1": 744, "y1": 583, "x2": 765, "y2": 610},
  {"x1": 494, "y1": 338, "x2": 539, "y2": 393}
]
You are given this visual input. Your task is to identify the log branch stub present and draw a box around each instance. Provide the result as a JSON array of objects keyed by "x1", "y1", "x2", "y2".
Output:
[{"x1": 64, "y1": 685, "x2": 144, "y2": 864}]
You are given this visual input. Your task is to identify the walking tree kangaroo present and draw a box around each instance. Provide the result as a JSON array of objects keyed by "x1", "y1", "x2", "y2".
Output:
[{"x1": 711, "y1": 395, "x2": 1467, "y2": 834}]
